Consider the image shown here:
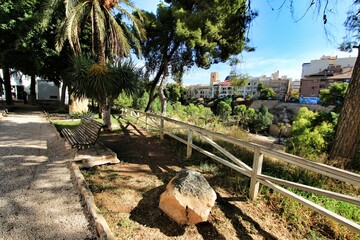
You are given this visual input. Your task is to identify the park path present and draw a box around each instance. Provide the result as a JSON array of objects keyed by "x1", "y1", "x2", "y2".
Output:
[{"x1": 0, "y1": 104, "x2": 96, "y2": 239}]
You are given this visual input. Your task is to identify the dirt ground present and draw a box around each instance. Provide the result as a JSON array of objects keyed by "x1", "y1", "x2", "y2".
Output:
[{"x1": 82, "y1": 120, "x2": 299, "y2": 240}]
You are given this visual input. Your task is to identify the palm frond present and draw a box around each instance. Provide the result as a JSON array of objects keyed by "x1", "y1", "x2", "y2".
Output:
[
  {"x1": 66, "y1": 2, "x2": 90, "y2": 53},
  {"x1": 108, "y1": 14, "x2": 130, "y2": 57},
  {"x1": 93, "y1": 1, "x2": 107, "y2": 46},
  {"x1": 115, "y1": 4, "x2": 146, "y2": 40}
]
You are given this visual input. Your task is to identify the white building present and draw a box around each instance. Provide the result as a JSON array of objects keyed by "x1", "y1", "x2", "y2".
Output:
[
  {"x1": 301, "y1": 56, "x2": 356, "y2": 78},
  {"x1": 0, "y1": 69, "x2": 60, "y2": 101}
]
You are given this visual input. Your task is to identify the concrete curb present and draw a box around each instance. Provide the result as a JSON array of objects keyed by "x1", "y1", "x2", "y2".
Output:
[{"x1": 69, "y1": 162, "x2": 115, "y2": 240}]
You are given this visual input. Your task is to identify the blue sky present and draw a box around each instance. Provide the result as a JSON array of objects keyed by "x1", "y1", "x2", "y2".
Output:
[{"x1": 132, "y1": 0, "x2": 357, "y2": 85}]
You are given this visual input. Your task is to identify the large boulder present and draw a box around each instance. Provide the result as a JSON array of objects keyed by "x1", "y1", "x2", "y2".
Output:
[{"x1": 159, "y1": 169, "x2": 216, "y2": 225}]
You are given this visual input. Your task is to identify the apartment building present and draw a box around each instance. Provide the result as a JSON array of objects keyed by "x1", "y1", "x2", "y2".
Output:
[
  {"x1": 301, "y1": 55, "x2": 356, "y2": 77},
  {"x1": 300, "y1": 65, "x2": 353, "y2": 97},
  {"x1": 299, "y1": 56, "x2": 355, "y2": 98},
  {"x1": 187, "y1": 71, "x2": 291, "y2": 100}
]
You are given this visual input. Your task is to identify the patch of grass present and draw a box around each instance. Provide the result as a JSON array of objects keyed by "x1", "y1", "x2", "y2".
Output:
[
  {"x1": 117, "y1": 218, "x2": 137, "y2": 230},
  {"x1": 51, "y1": 119, "x2": 81, "y2": 132},
  {"x1": 198, "y1": 162, "x2": 219, "y2": 174}
]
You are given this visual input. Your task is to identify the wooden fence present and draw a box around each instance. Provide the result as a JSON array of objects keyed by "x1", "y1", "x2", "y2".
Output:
[{"x1": 123, "y1": 108, "x2": 360, "y2": 233}]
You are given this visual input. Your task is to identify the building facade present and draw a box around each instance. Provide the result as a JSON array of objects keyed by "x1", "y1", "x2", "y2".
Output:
[
  {"x1": 186, "y1": 71, "x2": 291, "y2": 100},
  {"x1": 300, "y1": 66, "x2": 353, "y2": 98},
  {"x1": 299, "y1": 55, "x2": 355, "y2": 98},
  {"x1": 301, "y1": 55, "x2": 356, "y2": 77}
]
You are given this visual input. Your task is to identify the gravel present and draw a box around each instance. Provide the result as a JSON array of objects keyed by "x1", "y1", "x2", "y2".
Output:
[{"x1": 0, "y1": 106, "x2": 96, "y2": 239}]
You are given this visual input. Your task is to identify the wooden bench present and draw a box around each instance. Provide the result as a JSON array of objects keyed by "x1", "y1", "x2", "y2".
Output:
[{"x1": 61, "y1": 117, "x2": 104, "y2": 149}]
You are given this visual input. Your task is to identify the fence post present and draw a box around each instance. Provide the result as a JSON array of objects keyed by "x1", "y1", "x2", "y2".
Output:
[
  {"x1": 159, "y1": 118, "x2": 164, "y2": 140},
  {"x1": 249, "y1": 147, "x2": 264, "y2": 200},
  {"x1": 186, "y1": 129, "x2": 193, "y2": 160}
]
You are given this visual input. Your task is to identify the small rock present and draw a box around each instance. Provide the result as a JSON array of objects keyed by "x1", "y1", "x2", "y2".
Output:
[{"x1": 159, "y1": 169, "x2": 216, "y2": 225}]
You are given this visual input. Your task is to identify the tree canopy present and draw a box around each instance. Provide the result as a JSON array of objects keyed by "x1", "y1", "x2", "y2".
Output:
[{"x1": 141, "y1": 0, "x2": 257, "y2": 111}]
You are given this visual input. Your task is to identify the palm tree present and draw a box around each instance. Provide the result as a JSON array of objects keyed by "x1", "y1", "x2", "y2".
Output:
[
  {"x1": 67, "y1": 54, "x2": 143, "y2": 130},
  {"x1": 56, "y1": 0, "x2": 145, "y2": 63},
  {"x1": 54, "y1": 0, "x2": 146, "y2": 129}
]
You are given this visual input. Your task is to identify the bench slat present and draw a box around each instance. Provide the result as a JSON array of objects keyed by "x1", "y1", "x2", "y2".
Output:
[{"x1": 61, "y1": 117, "x2": 103, "y2": 149}]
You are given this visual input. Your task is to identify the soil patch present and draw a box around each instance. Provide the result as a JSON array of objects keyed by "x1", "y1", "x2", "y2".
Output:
[{"x1": 81, "y1": 121, "x2": 297, "y2": 239}]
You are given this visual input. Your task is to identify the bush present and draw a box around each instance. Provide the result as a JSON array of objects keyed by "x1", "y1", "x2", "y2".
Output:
[
  {"x1": 216, "y1": 101, "x2": 232, "y2": 120},
  {"x1": 248, "y1": 106, "x2": 273, "y2": 133},
  {"x1": 286, "y1": 107, "x2": 335, "y2": 160}
]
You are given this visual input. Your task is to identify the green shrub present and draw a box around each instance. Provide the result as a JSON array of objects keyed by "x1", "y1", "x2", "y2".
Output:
[
  {"x1": 216, "y1": 101, "x2": 232, "y2": 120},
  {"x1": 286, "y1": 107, "x2": 335, "y2": 160},
  {"x1": 248, "y1": 106, "x2": 273, "y2": 133}
]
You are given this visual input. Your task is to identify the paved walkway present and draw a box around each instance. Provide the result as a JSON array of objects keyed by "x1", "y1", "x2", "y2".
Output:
[{"x1": 0, "y1": 104, "x2": 96, "y2": 239}]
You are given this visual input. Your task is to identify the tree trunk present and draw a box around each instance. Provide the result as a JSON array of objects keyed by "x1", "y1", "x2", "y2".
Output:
[
  {"x1": 159, "y1": 60, "x2": 169, "y2": 115},
  {"x1": 100, "y1": 102, "x2": 112, "y2": 131},
  {"x1": 329, "y1": 47, "x2": 360, "y2": 169},
  {"x1": 59, "y1": 81, "x2": 67, "y2": 110},
  {"x1": 145, "y1": 64, "x2": 165, "y2": 112},
  {"x1": 28, "y1": 74, "x2": 36, "y2": 104},
  {"x1": 159, "y1": 75, "x2": 168, "y2": 115},
  {"x1": 69, "y1": 94, "x2": 89, "y2": 114},
  {"x1": 144, "y1": 42, "x2": 181, "y2": 112},
  {"x1": 3, "y1": 66, "x2": 13, "y2": 105}
]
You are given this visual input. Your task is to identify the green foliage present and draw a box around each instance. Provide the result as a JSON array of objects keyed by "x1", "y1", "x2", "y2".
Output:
[
  {"x1": 259, "y1": 87, "x2": 276, "y2": 100},
  {"x1": 150, "y1": 97, "x2": 162, "y2": 113},
  {"x1": 248, "y1": 106, "x2": 273, "y2": 133},
  {"x1": 233, "y1": 104, "x2": 256, "y2": 131},
  {"x1": 216, "y1": 101, "x2": 232, "y2": 120},
  {"x1": 286, "y1": 107, "x2": 336, "y2": 160},
  {"x1": 166, "y1": 102, "x2": 215, "y2": 127},
  {"x1": 340, "y1": 1, "x2": 360, "y2": 51},
  {"x1": 257, "y1": 82, "x2": 266, "y2": 92},
  {"x1": 142, "y1": 0, "x2": 257, "y2": 110},
  {"x1": 290, "y1": 89, "x2": 300, "y2": 100},
  {"x1": 229, "y1": 73, "x2": 250, "y2": 88},
  {"x1": 319, "y1": 82, "x2": 348, "y2": 111},
  {"x1": 67, "y1": 55, "x2": 144, "y2": 103},
  {"x1": 165, "y1": 83, "x2": 186, "y2": 103},
  {"x1": 114, "y1": 92, "x2": 133, "y2": 108},
  {"x1": 55, "y1": 0, "x2": 145, "y2": 61},
  {"x1": 133, "y1": 92, "x2": 149, "y2": 111}
]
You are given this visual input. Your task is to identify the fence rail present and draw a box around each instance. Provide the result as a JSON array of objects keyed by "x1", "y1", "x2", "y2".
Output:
[{"x1": 123, "y1": 108, "x2": 360, "y2": 233}]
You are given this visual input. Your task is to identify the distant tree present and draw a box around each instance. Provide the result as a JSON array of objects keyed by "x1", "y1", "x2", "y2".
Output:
[
  {"x1": 230, "y1": 74, "x2": 250, "y2": 96},
  {"x1": 249, "y1": 106, "x2": 273, "y2": 134},
  {"x1": 141, "y1": 1, "x2": 257, "y2": 113},
  {"x1": 216, "y1": 101, "x2": 232, "y2": 120},
  {"x1": 233, "y1": 104, "x2": 255, "y2": 131},
  {"x1": 286, "y1": 107, "x2": 335, "y2": 161},
  {"x1": 114, "y1": 92, "x2": 133, "y2": 108},
  {"x1": 0, "y1": 0, "x2": 45, "y2": 105},
  {"x1": 165, "y1": 83, "x2": 186, "y2": 103},
  {"x1": 259, "y1": 88, "x2": 276, "y2": 100},
  {"x1": 133, "y1": 92, "x2": 149, "y2": 111},
  {"x1": 319, "y1": 82, "x2": 348, "y2": 111},
  {"x1": 290, "y1": 89, "x2": 300, "y2": 100},
  {"x1": 257, "y1": 82, "x2": 266, "y2": 92}
]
